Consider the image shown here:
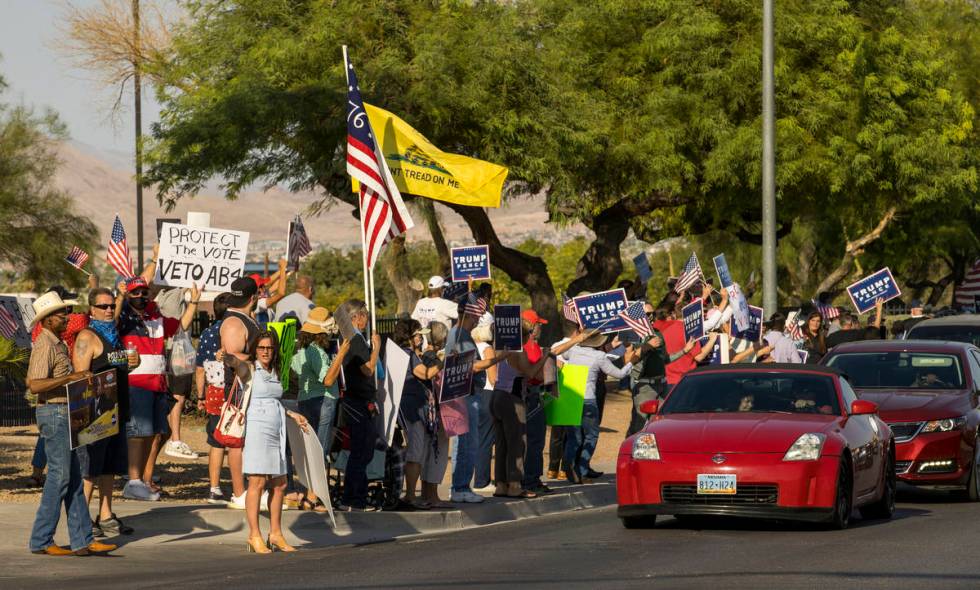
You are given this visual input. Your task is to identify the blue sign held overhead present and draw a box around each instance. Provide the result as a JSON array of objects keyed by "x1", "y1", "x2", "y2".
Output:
[
  {"x1": 713, "y1": 254, "x2": 734, "y2": 289},
  {"x1": 493, "y1": 305, "x2": 523, "y2": 352},
  {"x1": 450, "y1": 245, "x2": 491, "y2": 282},
  {"x1": 441, "y1": 280, "x2": 468, "y2": 304},
  {"x1": 632, "y1": 253, "x2": 653, "y2": 284},
  {"x1": 573, "y1": 289, "x2": 630, "y2": 333},
  {"x1": 682, "y1": 300, "x2": 705, "y2": 342},
  {"x1": 438, "y1": 351, "x2": 476, "y2": 403},
  {"x1": 731, "y1": 305, "x2": 764, "y2": 342},
  {"x1": 846, "y1": 267, "x2": 901, "y2": 314}
]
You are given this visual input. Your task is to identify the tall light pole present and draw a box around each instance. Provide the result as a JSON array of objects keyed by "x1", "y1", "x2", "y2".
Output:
[
  {"x1": 133, "y1": 0, "x2": 145, "y2": 274},
  {"x1": 761, "y1": 0, "x2": 777, "y2": 313}
]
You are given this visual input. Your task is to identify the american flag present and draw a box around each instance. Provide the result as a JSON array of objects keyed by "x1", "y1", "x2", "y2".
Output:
[
  {"x1": 65, "y1": 246, "x2": 89, "y2": 270},
  {"x1": 464, "y1": 295, "x2": 488, "y2": 318},
  {"x1": 0, "y1": 306, "x2": 18, "y2": 340},
  {"x1": 344, "y1": 49, "x2": 414, "y2": 269},
  {"x1": 811, "y1": 299, "x2": 840, "y2": 320},
  {"x1": 561, "y1": 293, "x2": 579, "y2": 323},
  {"x1": 617, "y1": 301, "x2": 652, "y2": 339},
  {"x1": 106, "y1": 215, "x2": 135, "y2": 279},
  {"x1": 955, "y1": 258, "x2": 980, "y2": 307},
  {"x1": 674, "y1": 253, "x2": 704, "y2": 294},
  {"x1": 787, "y1": 310, "x2": 804, "y2": 341}
]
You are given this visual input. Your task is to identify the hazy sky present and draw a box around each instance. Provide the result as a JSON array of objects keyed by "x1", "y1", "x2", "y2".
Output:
[{"x1": 0, "y1": 0, "x2": 161, "y2": 158}]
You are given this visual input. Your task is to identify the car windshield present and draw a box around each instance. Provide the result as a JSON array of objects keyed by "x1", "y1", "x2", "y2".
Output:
[
  {"x1": 660, "y1": 373, "x2": 840, "y2": 416},
  {"x1": 825, "y1": 352, "x2": 964, "y2": 389},
  {"x1": 906, "y1": 325, "x2": 980, "y2": 348}
]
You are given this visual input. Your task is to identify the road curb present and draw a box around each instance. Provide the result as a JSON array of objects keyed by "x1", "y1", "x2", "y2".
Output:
[{"x1": 109, "y1": 481, "x2": 617, "y2": 547}]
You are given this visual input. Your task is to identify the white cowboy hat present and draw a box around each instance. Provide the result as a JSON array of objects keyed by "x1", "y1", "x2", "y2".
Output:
[{"x1": 31, "y1": 292, "x2": 73, "y2": 326}]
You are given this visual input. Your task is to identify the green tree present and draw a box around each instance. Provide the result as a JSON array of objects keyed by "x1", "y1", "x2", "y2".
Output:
[{"x1": 0, "y1": 71, "x2": 99, "y2": 289}]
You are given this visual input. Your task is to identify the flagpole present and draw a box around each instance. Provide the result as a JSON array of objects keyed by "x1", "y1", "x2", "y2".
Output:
[
  {"x1": 344, "y1": 44, "x2": 374, "y2": 338},
  {"x1": 64, "y1": 259, "x2": 92, "y2": 277}
]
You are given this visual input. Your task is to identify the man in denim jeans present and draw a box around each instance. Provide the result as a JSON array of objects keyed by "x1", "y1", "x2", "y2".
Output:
[{"x1": 26, "y1": 291, "x2": 116, "y2": 556}]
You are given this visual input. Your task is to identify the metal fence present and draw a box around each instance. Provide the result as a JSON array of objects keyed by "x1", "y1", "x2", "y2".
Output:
[{"x1": 0, "y1": 376, "x2": 33, "y2": 427}]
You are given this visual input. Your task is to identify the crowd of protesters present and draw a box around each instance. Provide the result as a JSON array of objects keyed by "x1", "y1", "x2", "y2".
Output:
[{"x1": 18, "y1": 246, "x2": 963, "y2": 555}]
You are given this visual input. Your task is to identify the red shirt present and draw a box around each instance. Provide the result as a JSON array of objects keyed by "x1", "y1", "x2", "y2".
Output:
[
  {"x1": 31, "y1": 313, "x2": 88, "y2": 358},
  {"x1": 524, "y1": 338, "x2": 543, "y2": 385},
  {"x1": 653, "y1": 319, "x2": 701, "y2": 385}
]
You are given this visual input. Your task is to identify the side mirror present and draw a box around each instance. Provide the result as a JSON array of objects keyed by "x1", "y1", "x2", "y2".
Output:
[
  {"x1": 850, "y1": 400, "x2": 878, "y2": 415},
  {"x1": 639, "y1": 400, "x2": 660, "y2": 415}
]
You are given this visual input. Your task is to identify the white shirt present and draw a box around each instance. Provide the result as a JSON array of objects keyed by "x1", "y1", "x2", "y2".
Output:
[
  {"x1": 275, "y1": 292, "x2": 315, "y2": 325},
  {"x1": 560, "y1": 346, "x2": 633, "y2": 401},
  {"x1": 703, "y1": 306, "x2": 734, "y2": 333},
  {"x1": 411, "y1": 296, "x2": 459, "y2": 331},
  {"x1": 475, "y1": 341, "x2": 494, "y2": 390}
]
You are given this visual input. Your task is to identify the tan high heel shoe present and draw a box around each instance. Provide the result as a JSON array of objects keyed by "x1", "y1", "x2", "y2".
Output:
[
  {"x1": 246, "y1": 536, "x2": 272, "y2": 554},
  {"x1": 267, "y1": 533, "x2": 297, "y2": 552}
]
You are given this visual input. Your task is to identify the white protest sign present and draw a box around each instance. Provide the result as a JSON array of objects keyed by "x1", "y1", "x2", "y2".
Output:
[
  {"x1": 284, "y1": 414, "x2": 336, "y2": 528},
  {"x1": 154, "y1": 223, "x2": 249, "y2": 291},
  {"x1": 382, "y1": 340, "x2": 410, "y2": 446}
]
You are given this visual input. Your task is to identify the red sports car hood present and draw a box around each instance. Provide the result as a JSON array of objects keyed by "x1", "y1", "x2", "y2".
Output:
[
  {"x1": 647, "y1": 413, "x2": 840, "y2": 454},
  {"x1": 852, "y1": 388, "x2": 971, "y2": 422}
]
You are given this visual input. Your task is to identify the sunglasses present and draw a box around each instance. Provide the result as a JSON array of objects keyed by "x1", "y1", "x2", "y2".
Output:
[
  {"x1": 52, "y1": 308, "x2": 72, "y2": 317},
  {"x1": 129, "y1": 290, "x2": 149, "y2": 298},
  {"x1": 255, "y1": 345, "x2": 275, "y2": 352}
]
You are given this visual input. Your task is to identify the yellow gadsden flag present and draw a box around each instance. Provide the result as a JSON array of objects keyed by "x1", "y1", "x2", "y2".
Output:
[{"x1": 353, "y1": 103, "x2": 508, "y2": 208}]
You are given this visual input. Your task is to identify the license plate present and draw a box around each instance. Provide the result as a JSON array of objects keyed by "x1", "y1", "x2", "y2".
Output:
[{"x1": 697, "y1": 474, "x2": 737, "y2": 495}]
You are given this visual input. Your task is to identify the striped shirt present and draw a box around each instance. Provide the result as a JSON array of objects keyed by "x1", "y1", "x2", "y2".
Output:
[
  {"x1": 27, "y1": 328, "x2": 73, "y2": 393},
  {"x1": 118, "y1": 301, "x2": 180, "y2": 392}
]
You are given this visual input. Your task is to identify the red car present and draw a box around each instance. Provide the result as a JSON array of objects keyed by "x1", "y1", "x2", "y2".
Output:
[
  {"x1": 617, "y1": 364, "x2": 895, "y2": 529},
  {"x1": 822, "y1": 340, "x2": 980, "y2": 498}
]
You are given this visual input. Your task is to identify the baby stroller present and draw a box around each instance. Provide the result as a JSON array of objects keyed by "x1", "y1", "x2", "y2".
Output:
[{"x1": 328, "y1": 404, "x2": 405, "y2": 511}]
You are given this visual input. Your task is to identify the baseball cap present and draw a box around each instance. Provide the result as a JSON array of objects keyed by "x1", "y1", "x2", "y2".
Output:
[
  {"x1": 427, "y1": 276, "x2": 446, "y2": 290},
  {"x1": 227, "y1": 276, "x2": 258, "y2": 307},
  {"x1": 521, "y1": 309, "x2": 548, "y2": 325},
  {"x1": 125, "y1": 277, "x2": 149, "y2": 293},
  {"x1": 248, "y1": 273, "x2": 271, "y2": 288}
]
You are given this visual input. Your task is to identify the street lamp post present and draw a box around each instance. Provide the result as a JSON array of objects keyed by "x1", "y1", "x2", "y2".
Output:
[
  {"x1": 133, "y1": 0, "x2": 144, "y2": 274},
  {"x1": 761, "y1": 0, "x2": 777, "y2": 313}
]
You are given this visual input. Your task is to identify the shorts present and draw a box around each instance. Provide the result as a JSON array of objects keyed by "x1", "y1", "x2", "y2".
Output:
[
  {"x1": 403, "y1": 418, "x2": 426, "y2": 464},
  {"x1": 422, "y1": 426, "x2": 449, "y2": 485},
  {"x1": 77, "y1": 431, "x2": 128, "y2": 478},
  {"x1": 206, "y1": 414, "x2": 226, "y2": 449},
  {"x1": 125, "y1": 387, "x2": 171, "y2": 438},
  {"x1": 167, "y1": 372, "x2": 194, "y2": 397}
]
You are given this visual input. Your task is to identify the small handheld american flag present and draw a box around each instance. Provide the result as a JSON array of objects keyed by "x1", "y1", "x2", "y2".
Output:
[
  {"x1": 811, "y1": 299, "x2": 840, "y2": 320},
  {"x1": 0, "y1": 306, "x2": 18, "y2": 340},
  {"x1": 561, "y1": 294, "x2": 579, "y2": 324},
  {"x1": 65, "y1": 246, "x2": 90, "y2": 273},
  {"x1": 787, "y1": 310, "x2": 804, "y2": 341},
  {"x1": 674, "y1": 253, "x2": 704, "y2": 294},
  {"x1": 106, "y1": 215, "x2": 135, "y2": 279},
  {"x1": 617, "y1": 301, "x2": 653, "y2": 339},
  {"x1": 287, "y1": 216, "x2": 312, "y2": 271},
  {"x1": 464, "y1": 295, "x2": 489, "y2": 318}
]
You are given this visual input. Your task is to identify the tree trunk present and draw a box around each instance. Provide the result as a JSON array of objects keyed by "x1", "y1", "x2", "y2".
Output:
[
  {"x1": 380, "y1": 234, "x2": 416, "y2": 314},
  {"x1": 444, "y1": 202, "x2": 561, "y2": 342},
  {"x1": 413, "y1": 200, "x2": 451, "y2": 275},
  {"x1": 812, "y1": 207, "x2": 898, "y2": 298}
]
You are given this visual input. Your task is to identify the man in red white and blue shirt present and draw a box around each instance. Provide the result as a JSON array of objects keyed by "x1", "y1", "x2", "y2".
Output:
[{"x1": 117, "y1": 276, "x2": 200, "y2": 501}]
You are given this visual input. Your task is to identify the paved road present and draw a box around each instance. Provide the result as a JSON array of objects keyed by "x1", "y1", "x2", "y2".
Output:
[{"x1": 4, "y1": 486, "x2": 979, "y2": 590}]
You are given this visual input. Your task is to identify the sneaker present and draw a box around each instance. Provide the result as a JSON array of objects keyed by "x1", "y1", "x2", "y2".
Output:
[
  {"x1": 164, "y1": 440, "x2": 199, "y2": 460},
  {"x1": 91, "y1": 522, "x2": 104, "y2": 538},
  {"x1": 207, "y1": 489, "x2": 227, "y2": 505},
  {"x1": 450, "y1": 490, "x2": 485, "y2": 504},
  {"x1": 347, "y1": 504, "x2": 379, "y2": 512},
  {"x1": 122, "y1": 479, "x2": 160, "y2": 502},
  {"x1": 97, "y1": 514, "x2": 134, "y2": 536},
  {"x1": 473, "y1": 483, "x2": 496, "y2": 493},
  {"x1": 227, "y1": 493, "x2": 246, "y2": 510}
]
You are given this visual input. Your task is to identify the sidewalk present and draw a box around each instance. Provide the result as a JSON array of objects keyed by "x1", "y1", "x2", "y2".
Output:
[{"x1": 0, "y1": 474, "x2": 617, "y2": 556}]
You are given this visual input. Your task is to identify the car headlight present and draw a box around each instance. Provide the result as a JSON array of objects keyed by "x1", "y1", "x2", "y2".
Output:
[
  {"x1": 632, "y1": 433, "x2": 661, "y2": 460},
  {"x1": 921, "y1": 416, "x2": 967, "y2": 434},
  {"x1": 783, "y1": 433, "x2": 826, "y2": 462}
]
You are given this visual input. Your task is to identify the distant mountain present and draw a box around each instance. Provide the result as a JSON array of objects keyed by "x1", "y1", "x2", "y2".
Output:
[{"x1": 53, "y1": 141, "x2": 590, "y2": 257}]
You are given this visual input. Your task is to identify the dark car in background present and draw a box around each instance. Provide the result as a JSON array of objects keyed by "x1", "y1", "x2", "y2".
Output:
[
  {"x1": 905, "y1": 315, "x2": 980, "y2": 348},
  {"x1": 822, "y1": 340, "x2": 980, "y2": 499}
]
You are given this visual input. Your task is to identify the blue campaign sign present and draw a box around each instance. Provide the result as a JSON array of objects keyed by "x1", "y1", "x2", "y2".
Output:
[
  {"x1": 438, "y1": 350, "x2": 476, "y2": 403},
  {"x1": 632, "y1": 253, "x2": 653, "y2": 284},
  {"x1": 713, "y1": 254, "x2": 734, "y2": 288},
  {"x1": 450, "y1": 245, "x2": 491, "y2": 282},
  {"x1": 682, "y1": 300, "x2": 704, "y2": 342},
  {"x1": 846, "y1": 267, "x2": 901, "y2": 314},
  {"x1": 493, "y1": 305, "x2": 523, "y2": 352},
  {"x1": 573, "y1": 289, "x2": 630, "y2": 333},
  {"x1": 731, "y1": 305, "x2": 764, "y2": 342}
]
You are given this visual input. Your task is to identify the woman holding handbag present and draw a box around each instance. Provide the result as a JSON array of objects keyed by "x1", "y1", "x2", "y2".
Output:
[{"x1": 218, "y1": 330, "x2": 310, "y2": 554}]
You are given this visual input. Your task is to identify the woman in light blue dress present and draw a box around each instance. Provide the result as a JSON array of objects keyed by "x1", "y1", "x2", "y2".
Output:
[{"x1": 220, "y1": 330, "x2": 310, "y2": 554}]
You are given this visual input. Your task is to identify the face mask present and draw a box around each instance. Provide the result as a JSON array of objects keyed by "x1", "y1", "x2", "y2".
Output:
[{"x1": 128, "y1": 296, "x2": 147, "y2": 310}]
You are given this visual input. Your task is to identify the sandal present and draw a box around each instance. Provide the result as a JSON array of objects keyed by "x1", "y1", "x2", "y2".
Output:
[
  {"x1": 411, "y1": 500, "x2": 432, "y2": 510},
  {"x1": 507, "y1": 490, "x2": 539, "y2": 499},
  {"x1": 300, "y1": 497, "x2": 328, "y2": 513}
]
